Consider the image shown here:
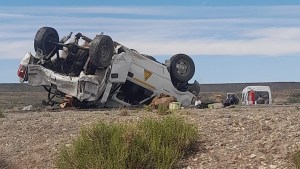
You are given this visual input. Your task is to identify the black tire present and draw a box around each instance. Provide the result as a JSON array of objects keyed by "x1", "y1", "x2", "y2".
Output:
[
  {"x1": 70, "y1": 49, "x2": 89, "y2": 76},
  {"x1": 89, "y1": 35, "x2": 114, "y2": 68},
  {"x1": 34, "y1": 27, "x2": 59, "y2": 58},
  {"x1": 170, "y1": 54, "x2": 195, "y2": 83}
]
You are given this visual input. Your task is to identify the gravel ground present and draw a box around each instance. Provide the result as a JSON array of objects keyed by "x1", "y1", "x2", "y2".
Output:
[{"x1": 1, "y1": 106, "x2": 300, "y2": 169}]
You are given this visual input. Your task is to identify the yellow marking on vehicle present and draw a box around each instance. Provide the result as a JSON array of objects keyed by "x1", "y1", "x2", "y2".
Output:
[
  {"x1": 133, "y1": 78, "x2": 156, "y2": 90},
  {"x1": 144, "y1": 69, "x2": 152, "y2": 81}
]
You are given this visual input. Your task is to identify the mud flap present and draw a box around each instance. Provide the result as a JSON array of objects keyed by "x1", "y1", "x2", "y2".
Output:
[{"x1": 188, "y1": 80, "x2": 200, "y2": 96}]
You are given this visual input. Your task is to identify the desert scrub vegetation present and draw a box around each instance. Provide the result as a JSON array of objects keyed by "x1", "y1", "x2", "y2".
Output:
[
  {"x1": 293, "y1": 151, "x2": 300, "y2": 169},
  {"x1": 57, "y1": 116, "x2": 198, "y2": 169},
  {"x1": 287, "y1": 92, "x2": 300, "y2": 103},
  {"x1": 156, "y1": 104, "x2": 172, "y2": 115},
  {"x1": 143, "y1": 105, "x2": 154, "y2": 112},
  {"x1": 0, "y1": 110, "x2": 5, "y2": 118}
]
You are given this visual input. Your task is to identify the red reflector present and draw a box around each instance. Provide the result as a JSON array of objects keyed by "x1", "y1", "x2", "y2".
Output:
[{"x1": 17, "y1": 65, "x2": 27, "y2": 79}]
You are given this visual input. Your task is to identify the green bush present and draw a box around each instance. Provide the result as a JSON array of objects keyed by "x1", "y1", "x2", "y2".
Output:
[
  {"x1": 157, "y1": 104, "x2": 171, "y2": 115},
  {"x1": 293, "y1": 151, "x2": 300, "y2": 169},
  {"x1": 57, "y1": 116, "x2": 197, "y2": 169}
]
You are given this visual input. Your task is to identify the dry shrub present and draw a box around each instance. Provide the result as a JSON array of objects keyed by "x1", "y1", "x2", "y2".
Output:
[
  {"x1": 156, "y1": 104, "x2": 172, "y2": 115},
  {"x1": 57, "y1": 116, "x2": 198, "y2": 169},
  {"x1": 293, "y1": 151, "x2": 300, "y2": 169},
  {"x1": 0, "y1": 110, "x2": 5, "y2": 118}
]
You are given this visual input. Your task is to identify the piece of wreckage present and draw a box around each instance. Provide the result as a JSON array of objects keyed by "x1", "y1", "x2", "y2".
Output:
[{"x1": 17, "y1": 27, "x2": 200, "y2": 108}]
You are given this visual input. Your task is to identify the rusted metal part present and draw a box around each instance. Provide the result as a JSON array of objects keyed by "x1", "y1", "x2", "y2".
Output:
[{"x1": 60, "y1": 95, "x2": 74, "y2": 108}]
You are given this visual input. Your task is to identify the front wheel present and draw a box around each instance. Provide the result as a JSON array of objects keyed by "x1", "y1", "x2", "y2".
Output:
[
  {"x1": 169, "y1": 54, "x2": 195, "y2": 83},
  {"x1": 89, "y1": 35, "x2": 114, "y2": 68}
]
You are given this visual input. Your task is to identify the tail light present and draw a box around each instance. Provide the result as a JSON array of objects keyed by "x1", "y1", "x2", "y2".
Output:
[
  {"x1": 17, "y1": 64, "x2": 27, "y2": 82},
  {"x1": 17, "y1": 52, "x2": 33, "y2": 83}
]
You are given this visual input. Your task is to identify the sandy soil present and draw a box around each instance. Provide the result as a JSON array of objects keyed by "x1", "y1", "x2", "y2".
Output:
[{"x1": 1, "y1": 106, "x2": 300, "y2": 169}]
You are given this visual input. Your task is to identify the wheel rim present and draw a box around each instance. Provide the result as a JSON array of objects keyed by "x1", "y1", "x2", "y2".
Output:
[
  {"x1": 100, "y1": 42, "x2": 109, "y2": 60},
  {"x1": 176, "y1": 59, "x2": 190, "y2": 76}
]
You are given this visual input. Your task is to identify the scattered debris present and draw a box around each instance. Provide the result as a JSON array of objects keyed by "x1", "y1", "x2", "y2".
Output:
[
  {"x1": 150, "y1": 94, "x2": 176, "y2": 108},
  {"x1": 208, "y1": 103, "x2": 223, "y2": 109},
  {"x1": 60, "y1": 95, "x2": 74, "y2": 109},
  {"x1": 169, "y1": 102, "x2": 181, "y2": 110},
  {"x1": 250, "y1": 154, "x2": 257, "y2": 159},
  {"x1": 194, "y1": 99, "x2": 202, "y2": 107},
  {"x1": 224, "y1": 93, "x2": 239, "y2": 107},
  {"x1": 21, "y1": 105, "x2": 33, "y2": 111}
]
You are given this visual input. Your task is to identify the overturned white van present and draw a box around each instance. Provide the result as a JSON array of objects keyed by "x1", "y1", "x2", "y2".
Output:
[
  {"x1": 17, "y1": 27, "x2": 199, "y2": 108},
  {"x1": 241, "y1": 86, "x2": 272, "y2": 105}
]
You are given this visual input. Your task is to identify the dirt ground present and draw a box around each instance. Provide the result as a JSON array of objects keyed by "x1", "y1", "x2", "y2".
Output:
[{"x1": 1, "y1": 105, "x2": 300, "y2": 169}]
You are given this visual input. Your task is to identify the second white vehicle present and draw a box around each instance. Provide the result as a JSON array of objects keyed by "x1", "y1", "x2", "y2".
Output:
[{"x1": 241, "y1": 86, "x2": 272, "y2": 105}]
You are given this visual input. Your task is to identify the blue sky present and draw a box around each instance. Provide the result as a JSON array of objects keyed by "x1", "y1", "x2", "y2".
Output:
[{"x1": 0, "y1": 0, "x2": 300, "y2": 83}]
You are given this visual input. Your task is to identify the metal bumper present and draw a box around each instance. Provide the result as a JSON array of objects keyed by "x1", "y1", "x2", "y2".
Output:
[{"x1": 27, "y1": 65, "x2": 108, "y2": 102}]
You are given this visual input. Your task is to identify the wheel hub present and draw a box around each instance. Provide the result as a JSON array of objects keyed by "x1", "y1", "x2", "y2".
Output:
[
  {"x1": 176, "y1": 60, "x2": 190, "y2": 76},
  {"x1": 100, "y1": 42, "x2": 111, "y2": 61}
]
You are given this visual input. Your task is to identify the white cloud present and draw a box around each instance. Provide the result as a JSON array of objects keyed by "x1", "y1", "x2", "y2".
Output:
[
  {"x1": 124, "y1": 38, "x2": 300, "y2": 56},
  {"x1": 0, "y1": 6, "x2": 166, "y2": 16},
  {"x1": 2, "y1": 36, "x2": 300, "y2": 59},
  {"x1": 0, "y1": 12, "x2": 32, "y2": 18},
  {"x1": 1, "y1": 6, "x2": 300, "y2": 59},
  {"x1": 2, "y1": 6, "x2": 300, "y2": 18},
  {"x1": 0, "y1": 40, "x2": 33, "y2": 59},
  {"x1": 244, "y1": 27, "x2": 300, "y2": 40}
]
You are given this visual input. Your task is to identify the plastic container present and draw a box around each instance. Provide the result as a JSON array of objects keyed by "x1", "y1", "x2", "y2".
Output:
[{"x1": 169, "y1": 102, "x2": 181, "y2": 110}]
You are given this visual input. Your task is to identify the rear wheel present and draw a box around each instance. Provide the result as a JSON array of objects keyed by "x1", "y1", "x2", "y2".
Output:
[
  {"x1": 89, "y1": 35, "x2": 114, "y2": 68},
  {"x1": 34, "y1": 27, "x2": 59, "y2": 59},
  {"x1": 170, "y1": 54, "x2": 195, "y2": 83}
]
